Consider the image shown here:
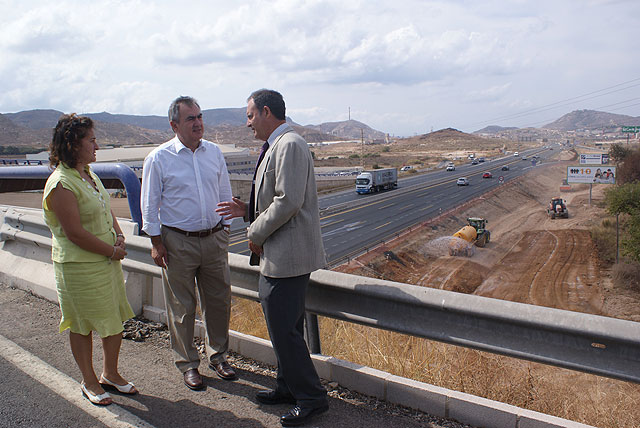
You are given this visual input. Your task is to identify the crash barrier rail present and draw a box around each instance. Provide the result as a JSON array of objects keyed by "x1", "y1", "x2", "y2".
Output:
[
  {"x1": 1, "y1": 205, "x2": 639, "y2": 385},
  {"x1": 0, "y1": 163, "x2": 142, "y2": 232}
]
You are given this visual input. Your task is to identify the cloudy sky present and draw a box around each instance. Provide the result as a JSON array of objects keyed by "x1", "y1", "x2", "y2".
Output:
[{"x1": 1, "y1": 0, "x2": 639, "y2": 136}]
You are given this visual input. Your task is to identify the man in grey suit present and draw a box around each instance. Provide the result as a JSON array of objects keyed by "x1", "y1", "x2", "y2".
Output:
[{"x1": 216, "y1": 89, "x2": 328, "y2": 426}]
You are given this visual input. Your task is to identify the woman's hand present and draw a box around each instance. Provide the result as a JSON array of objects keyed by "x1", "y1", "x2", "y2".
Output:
[
  {"x1": 110, "y1": 245, "x2": 127, "y2": 260},
  {"x1": 115, "y1": 233, "x2": 126, "y2": 250}
]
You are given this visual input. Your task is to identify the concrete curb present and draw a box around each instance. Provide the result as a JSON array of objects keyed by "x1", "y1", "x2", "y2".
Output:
[{"x1": 157, "y1": 310, "x2": 594, "y2": 428}]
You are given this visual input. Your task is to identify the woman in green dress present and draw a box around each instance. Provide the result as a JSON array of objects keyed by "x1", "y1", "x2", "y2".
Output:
[{"x1": 43, "y1": 114, "x2": 137, "y2": 405}]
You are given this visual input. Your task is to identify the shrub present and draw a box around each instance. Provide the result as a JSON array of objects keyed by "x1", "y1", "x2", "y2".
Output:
[
  {"x1": 590, "y1": 220, "x2": 617, "y2": 265},
  {"x1": 349, "y1": 154, "x2": 360, "y2": 159},
  {"x1": 612, "y1": 262, "x2": 640, "y2": 292}
]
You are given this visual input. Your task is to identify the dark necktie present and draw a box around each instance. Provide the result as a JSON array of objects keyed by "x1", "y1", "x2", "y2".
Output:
[{"x1": 249, "y1": 141, "x2": 269, "y2": 223}]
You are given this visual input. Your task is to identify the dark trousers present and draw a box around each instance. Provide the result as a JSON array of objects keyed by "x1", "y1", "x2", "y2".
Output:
[{"x1": 259, "y1": 274, "x2": 327, "y2": 407}]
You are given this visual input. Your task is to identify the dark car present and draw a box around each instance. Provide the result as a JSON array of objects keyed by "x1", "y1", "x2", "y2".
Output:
[
  {"x1": 482, "y1": 171, "x2": 492, "y2": 178},
  {"x1": 471, "y1": 159, "x2": 479, "y2": 165},
  {"x1": 478, "y1": 157, "x2": 485, "y2": 162},
  {"x1": 501, "y1": 165, "x2": 510, "y2": 171}
]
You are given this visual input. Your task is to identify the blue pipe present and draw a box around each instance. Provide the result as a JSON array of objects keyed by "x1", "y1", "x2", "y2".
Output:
[{"x1": 0, "y1": 163, "x2": 142, "y2": 233}]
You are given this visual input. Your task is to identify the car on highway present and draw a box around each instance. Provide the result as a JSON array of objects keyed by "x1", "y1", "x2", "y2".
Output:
[
  {"x1": 471, "y1": 159, "x2": 479, "y2": 165},
  {"x1": 522, "y1": 156, "x2": 528, "y2": 160},
  {"x1": 501, "y1": 165, "x2": 510, "y2": 171},
  {"x1": 456, "y1": 177, "x2": 470, "y2": 186},
  {"x1": 400, "y1": 166, "x2": 412, "y2": 171},
  {"x1": 478, "y1": 157, "x2": 485, "y2": 163},
  {"x1": 446, "y1": 164, "x2": 455, "y2": 171},
  {"x1": 482, "y1": 171, "x2": 493, "y2": 178},
  {"x1": 514, "y1": 152, "x2": 519, "y2": 156}
]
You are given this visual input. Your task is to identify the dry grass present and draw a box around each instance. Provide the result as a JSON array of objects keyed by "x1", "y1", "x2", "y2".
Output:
[
  {"x1": 612, "y1": 261, "x2": 640, "y2": 292},
  {"x1": 590, "y1": 218, "x2": 619, "y2": 266},
  {"x1": 230, "y1": 299, "x2": 640, "y2": 428}
]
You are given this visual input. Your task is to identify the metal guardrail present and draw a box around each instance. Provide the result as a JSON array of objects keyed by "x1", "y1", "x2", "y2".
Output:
[
  {"x1": 2, "y1": 205, "x2": 640, "y2": 384},
  {"x1": 0, "y1": 163, "x2": 142, "y2": 232}
]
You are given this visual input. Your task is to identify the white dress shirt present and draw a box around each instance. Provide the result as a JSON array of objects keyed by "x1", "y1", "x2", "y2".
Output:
[
  {"x1": 141, "y1": 136, "x2": 233, "y2": 236},
  {"x1": 267, "y1": 122, "x2": 289, "y2": 145}
]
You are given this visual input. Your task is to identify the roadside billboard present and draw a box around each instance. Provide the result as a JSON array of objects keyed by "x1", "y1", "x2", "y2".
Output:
[
  {"x1": 567, "y1": 166, "x2": 616, "y2": 184},
  {"x1": 579, "y1": 154, "x2": 609, "y2": 165}
]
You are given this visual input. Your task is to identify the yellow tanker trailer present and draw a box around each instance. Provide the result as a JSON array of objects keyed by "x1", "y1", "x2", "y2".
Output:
[{"x1": 449, "y1": 217, "x2": 490, "y2": 256}]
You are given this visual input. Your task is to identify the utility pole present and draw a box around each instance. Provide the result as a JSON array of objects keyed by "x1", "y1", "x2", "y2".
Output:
[
  {"x1": 348, "y1": 107, "x2": 351, "y2": 121},
  {"x1": 361, "y1": 128, "x2": 364, "y2": 168}
]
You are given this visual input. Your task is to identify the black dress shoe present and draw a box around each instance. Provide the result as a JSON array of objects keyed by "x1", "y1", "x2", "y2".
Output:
[
  {"x1": 183, "y1": 368, "x2": 204, "y2": 390},
  {"x1": 281, "y1": 404, "x2": 329, "y2": 426},
  {"x1": 209, "y1": 361, "x2": 237, "y2": 380},
  {"x1": 256, "y1": 389, "x2": 296, "y2": 405}
]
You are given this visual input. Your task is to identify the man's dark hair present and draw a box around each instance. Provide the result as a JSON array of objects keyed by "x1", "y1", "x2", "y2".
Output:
[
  {"x1": 248, "y1": 89, "x2": 286, "y2": 120},
  {"x1": 49, "y1": 114, "x2": 94, "y2": 168},
  {"x1": 169, "y1": 96, "x2": 200, "y2": 123}
]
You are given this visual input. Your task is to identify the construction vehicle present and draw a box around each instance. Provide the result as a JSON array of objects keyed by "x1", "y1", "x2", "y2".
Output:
[
  {"x1": 449, "y1": 217, "x2": 491, "y2": 256},
  {"x1": 547, "y1": 197, "x2": 568, "y2": 219},
  {"x1": 355, "y1": 168, "x2": 398, "y2": 194}
]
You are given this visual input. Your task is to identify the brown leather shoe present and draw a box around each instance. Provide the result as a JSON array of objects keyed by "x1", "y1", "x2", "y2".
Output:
[
  {"x1": 183, "y1": 368, "x2": 204, "y2": 390},
  {"x1": 209, "y1": 361, "x2": 236, "y2": 380}
]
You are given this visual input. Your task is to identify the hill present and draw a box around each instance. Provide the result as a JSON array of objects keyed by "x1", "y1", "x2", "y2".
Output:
[
  {"x1": 542, "y1": 109, "x2": 640, "y2": 131},
  {"x1": 305, "y1": 119, "x2": 386, "y2": 140},
  {"x1": 474, "y1": 125, "x2": 518, "y2": 134},
  {"x1": 0, "y1": 113, "x2": 50, "y2": 147},
  {"x1": 399, "y1": 127, "x2": 505, "y2": 150},
  {"x1": 0, "y1": 108, "x2": 381, "y2": 149}
]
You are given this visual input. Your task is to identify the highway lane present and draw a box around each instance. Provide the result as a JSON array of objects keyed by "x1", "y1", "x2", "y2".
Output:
[{"x1": 228, "y1": 145, "x2": 559, "y2": 264}]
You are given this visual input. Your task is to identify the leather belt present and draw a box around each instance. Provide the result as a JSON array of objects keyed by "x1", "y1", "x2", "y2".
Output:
[{"x1": 164, "y1": 223, "x2": 223, "y2": 237}]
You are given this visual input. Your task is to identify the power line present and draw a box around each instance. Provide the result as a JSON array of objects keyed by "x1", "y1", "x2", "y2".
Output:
[
  {"x1": 467, "y1": 77, "x2": 640, "y2": 128},
  {"x1": 515, "y1": 99, "x2": 640, "y2": 129}
]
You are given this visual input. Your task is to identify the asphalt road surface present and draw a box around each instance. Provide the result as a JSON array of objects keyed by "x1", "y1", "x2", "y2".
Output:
[
  {"x1": 229, "y1": 146, "x2": 556, "y2": 265},
  {"x1": 0, "y1": 283, "x2": 472, "y2": 428}
]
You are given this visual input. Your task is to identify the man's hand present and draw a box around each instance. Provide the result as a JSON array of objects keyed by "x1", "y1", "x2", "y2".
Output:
[
  {"x1": 249, "y1": 240, "x2": 263, "y2": 256},
  {"x1": 150, "y1": 236, "x2": 168, "y2": 268},
  {"x1": 216, "y1": 197, "x2": 247, "y2": 220}
]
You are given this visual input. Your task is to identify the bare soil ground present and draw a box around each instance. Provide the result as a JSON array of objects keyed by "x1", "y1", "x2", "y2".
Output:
[
  {"x1": 328, "y1": 150, "x2": 640, "y2": 428},
  {"x1": 335, "y1": 150, "x2": 640, "y2": 322}
]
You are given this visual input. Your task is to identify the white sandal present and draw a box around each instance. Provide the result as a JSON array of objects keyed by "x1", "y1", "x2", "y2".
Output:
[
  {"x1": 81, "y1": 383, "x2": 112, "y2": 405},
  {"x1": 99, "y1": 374, "x2": 138, "y2": 394}
]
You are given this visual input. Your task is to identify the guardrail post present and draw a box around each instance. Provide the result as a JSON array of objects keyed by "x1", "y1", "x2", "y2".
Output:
[{"x1": 304, "y1": 312, "x2": 321, "y2": 354}]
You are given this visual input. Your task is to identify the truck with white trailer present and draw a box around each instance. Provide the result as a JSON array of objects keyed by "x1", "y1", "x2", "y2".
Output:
[{"x1": 355, "y1": 168, "x2": 398, "y2": 194}]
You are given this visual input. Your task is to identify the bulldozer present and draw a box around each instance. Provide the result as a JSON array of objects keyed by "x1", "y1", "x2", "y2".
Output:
[{"x1": 449, "y1": 217, "x2": 491, "y2": 256}]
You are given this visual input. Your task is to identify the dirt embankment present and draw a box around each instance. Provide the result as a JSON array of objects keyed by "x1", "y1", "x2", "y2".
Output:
[{"x1": 336, "y1": 152, "x2": 640, "y2": 321}]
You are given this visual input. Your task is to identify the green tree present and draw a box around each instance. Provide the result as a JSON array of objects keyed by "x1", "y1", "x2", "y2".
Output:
[
  {"x1": 605, "y1": 182, "x2": 640, "y2": 262},
  {"x1": 608, "y1": 143, "x2": 632, "y2": 164},
  {"x1": 616, "y1": 148, "x2": 640, "y2": 184}
]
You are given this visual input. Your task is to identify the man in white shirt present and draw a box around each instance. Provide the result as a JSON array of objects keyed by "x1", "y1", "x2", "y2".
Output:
[{"x1": 141, "y1": 96, "x2": 236, "y2": 390}]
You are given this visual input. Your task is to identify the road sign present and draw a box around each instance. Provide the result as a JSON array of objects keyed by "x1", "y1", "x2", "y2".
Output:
[
  {"x1": 498, "y1": 176, "x2": 504, "y2": 184},
  {"x1": 579, "y1": 154, "x2": 610, "y2": 165},
  {"x1": 622, "y1": 126, "x2": 640, "y2": 133},
  {"x1": 567, "y1": 166, "x2": 616, "y2": 184}
]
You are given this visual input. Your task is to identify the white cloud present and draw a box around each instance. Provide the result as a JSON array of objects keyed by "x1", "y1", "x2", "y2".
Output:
[{"x1": 0, "y1": 0, "x2": 638, "y2": 135}]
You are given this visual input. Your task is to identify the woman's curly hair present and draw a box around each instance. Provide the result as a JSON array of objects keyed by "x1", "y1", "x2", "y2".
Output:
[{"x1": 49, "y1": 114, "x2": 94, "y2": 168}]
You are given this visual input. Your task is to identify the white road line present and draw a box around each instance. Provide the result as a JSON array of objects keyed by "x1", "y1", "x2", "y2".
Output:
[{"x1": 0, "y1": 333, "x2": 156, "y2": 428}]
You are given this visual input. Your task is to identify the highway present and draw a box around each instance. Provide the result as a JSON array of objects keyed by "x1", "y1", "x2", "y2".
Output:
[{"x1": 228, "y1": 145, "x2": 558, "y2": 265}]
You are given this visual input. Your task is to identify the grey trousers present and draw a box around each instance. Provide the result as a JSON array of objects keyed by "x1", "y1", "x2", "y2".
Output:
[
  {"x1": 259, "y1": 274, "x2": 327, "y2": 407},
  {"x1": 161, "y1": 226, "x2": 231, "y2": 373}
]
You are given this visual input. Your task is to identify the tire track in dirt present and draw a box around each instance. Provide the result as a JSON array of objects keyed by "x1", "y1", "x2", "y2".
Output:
[{"x1": 475, "y1": 229, "x2": 602, "y2": 314}]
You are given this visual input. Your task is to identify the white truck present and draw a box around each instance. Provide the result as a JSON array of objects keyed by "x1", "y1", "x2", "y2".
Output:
[{"x1": 355, "y1": 168, "x2": 398, "y2": 194}]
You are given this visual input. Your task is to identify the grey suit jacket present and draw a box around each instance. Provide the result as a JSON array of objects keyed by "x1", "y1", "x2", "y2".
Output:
[{"x1": 247, "y1": 125, "x2": 326, "y2": 278}]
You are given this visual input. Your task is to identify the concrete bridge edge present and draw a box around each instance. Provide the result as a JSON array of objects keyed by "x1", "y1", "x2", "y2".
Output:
[{"x1": 0, "y1": 243, "x2": 593, "y2": 428}]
